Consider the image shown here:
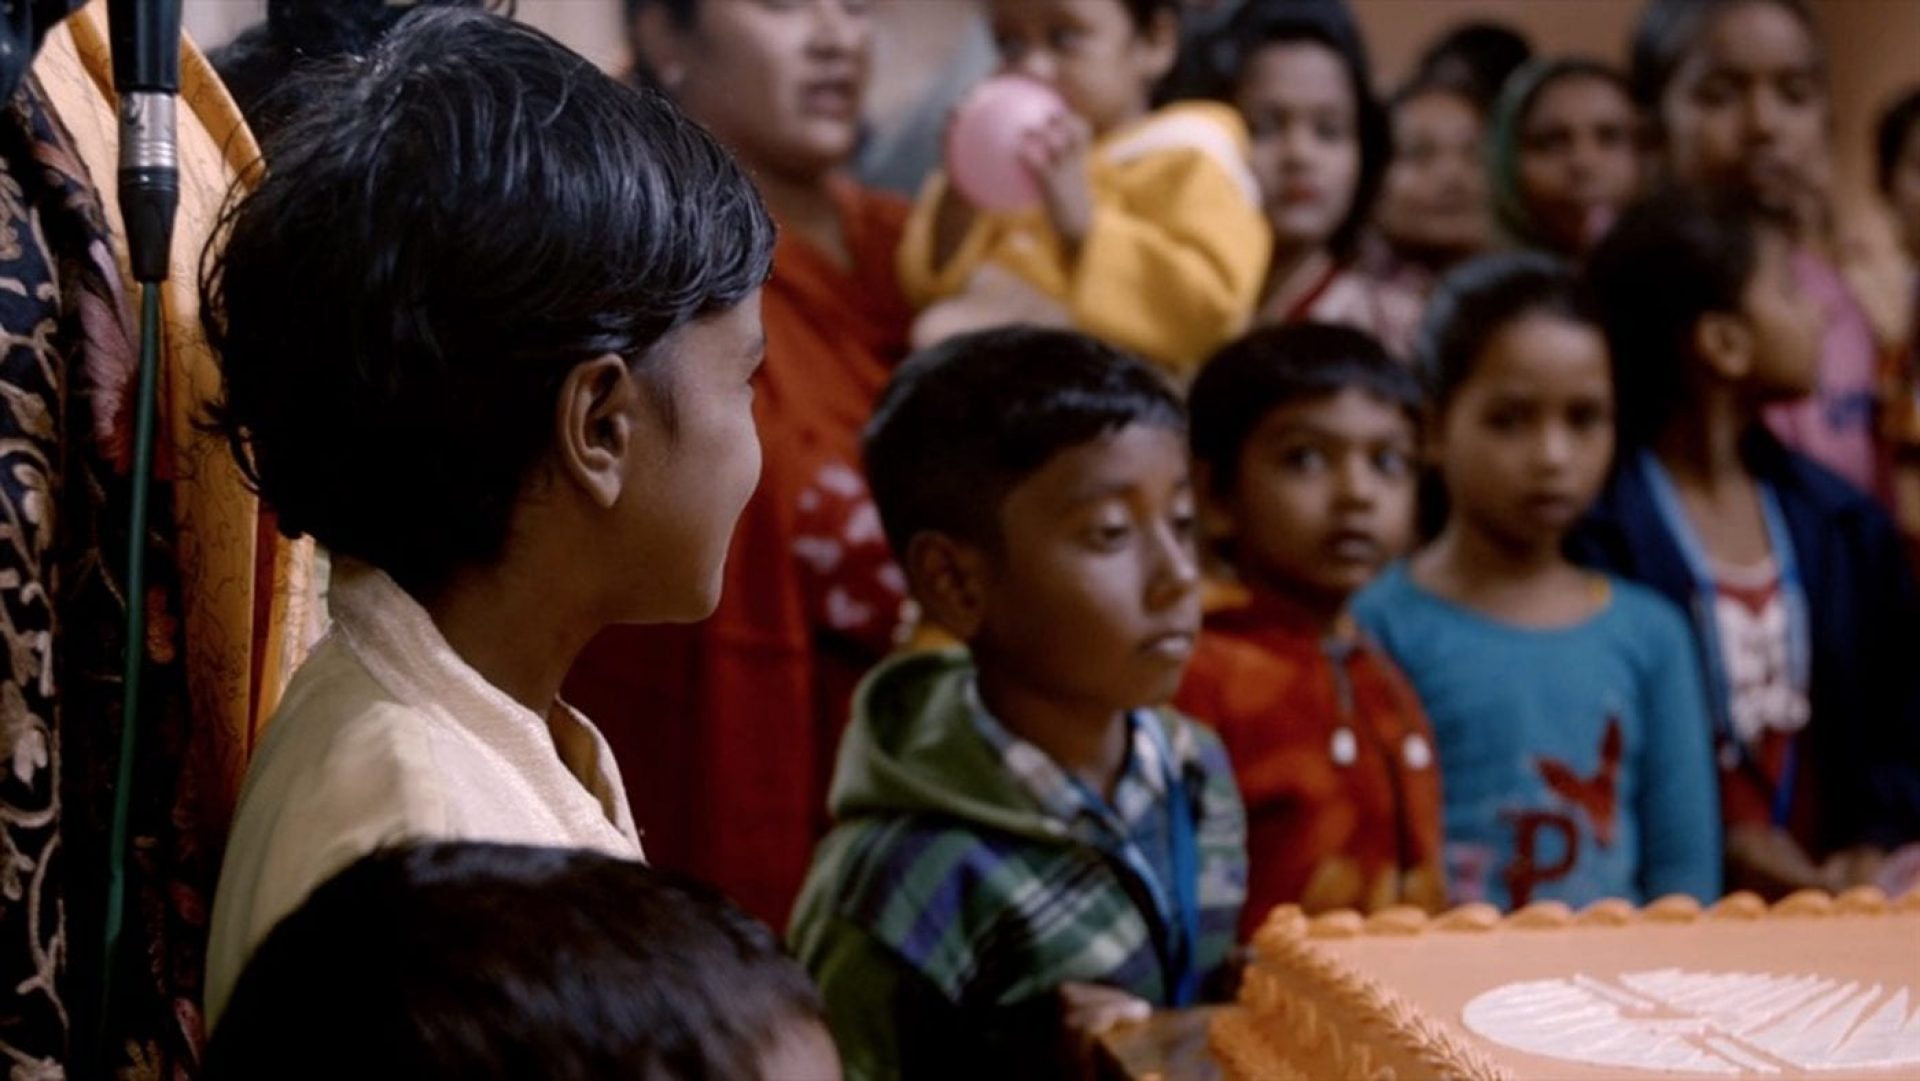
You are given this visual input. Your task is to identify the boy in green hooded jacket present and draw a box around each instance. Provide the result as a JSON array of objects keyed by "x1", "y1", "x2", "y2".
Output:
[{"x1": 789, "y1": 327, "x2": 1248, "y2": 1079}]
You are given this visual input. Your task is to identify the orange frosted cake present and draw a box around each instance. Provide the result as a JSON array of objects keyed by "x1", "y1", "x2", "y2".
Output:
[{"x1": 1214, "y1": 888, "x2": 1920, "y2": 1079}]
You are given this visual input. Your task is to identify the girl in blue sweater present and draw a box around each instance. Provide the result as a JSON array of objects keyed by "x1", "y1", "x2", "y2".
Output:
[{"x1": 1354, "y1": 253, "x2": 1720, "y2": 910}]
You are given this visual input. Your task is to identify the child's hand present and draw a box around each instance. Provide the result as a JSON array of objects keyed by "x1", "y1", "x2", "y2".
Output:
[
  {"x1": 1872, "y1": 842, "x2": 1920, "y2": 897},
  {"x1": 1058, "y1": 981, "x2": 1151, "y2": 1079},
  {"x1": 1020, "y1": 111, "x2": 1095, "y2": 262},
  {"x1": 1726, "y1": 823, "x2": 1829, "y2": 898},
  {"x1": 1817, "y1": 844, "x2": 1886, "y2": 892}
]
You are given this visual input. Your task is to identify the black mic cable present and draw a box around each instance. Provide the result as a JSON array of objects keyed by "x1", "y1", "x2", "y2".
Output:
[{"x1": 98, "y1": 0, "x2": 180, "y2": 1067}]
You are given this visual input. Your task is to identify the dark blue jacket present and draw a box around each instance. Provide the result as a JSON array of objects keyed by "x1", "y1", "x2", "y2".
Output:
[{"x1": 1570, "y1": 432, "x2": 1920, "y2": 854}]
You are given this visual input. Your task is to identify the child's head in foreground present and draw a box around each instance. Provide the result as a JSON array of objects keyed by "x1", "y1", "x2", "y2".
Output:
[
  {"x1": 986, "y1": 0, "x2": 1181, "y2": 136},
  {"x1": 1586, "y1": 188, "x2": 1822, "y2": 450},
  {"x1": 1418, "y1": 252, "x2": 1613, "y2": 553},
  {"x1": 865, "y1": 326, "x2": 1200, "y2": 712},
  {"x1": 1189, "y1": 324, "x2": 1420, "y2": 621},
  {"x1": 204, "y1": 8, "x2": 774, "y2": 620},
  {"x1": 204, "y1": 843, "x2": 837, "y2": 1081}
]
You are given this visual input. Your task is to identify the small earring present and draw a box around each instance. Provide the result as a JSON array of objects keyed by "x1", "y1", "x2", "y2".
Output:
[{"x1": 659, "y1": 64, "x2": 686, "y2": 91}]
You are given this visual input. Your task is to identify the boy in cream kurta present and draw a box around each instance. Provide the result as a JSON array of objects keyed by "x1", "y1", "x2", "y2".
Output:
[
  {"x1": 200, "y1": 11, "x2": 776, "y2": 1026},
  {"x1": 203, "y1": 562, "x2": 645, "y2": 1023}
]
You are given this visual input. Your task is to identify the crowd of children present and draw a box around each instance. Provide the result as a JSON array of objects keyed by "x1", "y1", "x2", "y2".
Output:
[{"x1": 181, "y1": 0, "x2": 1920, "y2": 1077}]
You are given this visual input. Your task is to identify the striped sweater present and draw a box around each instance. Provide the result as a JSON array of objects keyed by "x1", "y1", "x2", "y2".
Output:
[{"x1": 788, "y1": 650, "x2": 1246, "y2": 1080}]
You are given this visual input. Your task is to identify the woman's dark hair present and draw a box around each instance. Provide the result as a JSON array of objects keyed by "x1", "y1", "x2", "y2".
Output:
[
  {"x1": 1223, "y1": 6, "x2": 1389, "y2": 257},
  {"x1": 1628, "y1": 0, "x2": 1824, "y2": 114},
  {"x1": 1586, "y1": 187, "x2": 1783, "y2": 447},
  {"x1": 1877, "y1": 86, "x2": 1920, "y2": 195},
  {"x1": 1414, "y1": 20, "x2": 1533, "y2": 110},
  {"x1": 865, "y1": 326, "x2": 1185, "y2": 559},
  {"x1": 1189, "y1": 322, "x2": 1420, "y2": 491},
  {"x1": 205, "y1": 843, "x2": 824, "y2": 1081},
  {"x1": 202, "y1": 8, "x2": 775, "y2": 599},
  {"x1": 1416, "y1": 250, "x2": 1597, "y2": 410}
]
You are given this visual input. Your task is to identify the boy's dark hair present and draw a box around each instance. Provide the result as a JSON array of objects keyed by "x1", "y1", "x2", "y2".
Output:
[
  {"x1": 202, "y1": 8, "x2": 774, "y2": 599},
  {"x1": 1189, "y1": 323, "x2": 1420, "y2": 490},
  {"x1": 210, "y1": 0, "x2": 498, "y2": 137},
  {"x1": 204, "y1": 843, "x2": 824, "y2": 1081},
  {"x1": 1417, "y1": 250, "x2": 1596, "y2": 409},
  {"x1": 1586, "y1": 188, "x2": 1785, "y2": 447},
  {"x1": 1629, "y1": 0, "x2": 1823, "y2": 113},
  {"x1": 865, "y1": 326, "x2": 1185, "y2": 560},
  {"x1": 1414, "y1": 20, "x2": 1533, "y2": 109},
  {"x1": 1227, "y1": 6, "x2": 1388, "y2": 256},
  {"x1": 1877, "y1": 85, "x2": 1920, "y2": 194}
]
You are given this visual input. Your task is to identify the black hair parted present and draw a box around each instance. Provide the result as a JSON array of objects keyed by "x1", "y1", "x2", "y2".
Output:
[
  {"x1": 864, "y1": 326, "x2": 1186, "y2": 560},
  {"x1": 1628, "y1": 0, "x2": 1823, "y2": 112},
  {"x1": 1512, "y1": 57, "x2": 1632, "y2": 131},
  {"x1": 1416, "y1": 250, "x2": 1597, "y2": 409},
  {"x1": 203, "y1": 843, "x2": 823, "y2": 1081},
  {"x1": 1189, "y1": 323, "x2": 1420, "y2": 490},
  {"x1": 1586, "y1": 187, "x2": 1782, "y2": 447},
  {"x1": 1877, "y1": 85, "x2": 1920, "y2": 195},
  {"x1": 1228, "y1": 6, "x2": 1388, "y2": 257},
  {"x1": 202, "y1": 8, "x2": 774, "y2": 600}
]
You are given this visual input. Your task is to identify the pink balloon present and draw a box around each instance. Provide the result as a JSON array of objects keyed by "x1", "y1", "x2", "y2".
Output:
[{"x1": 946, "y1": 75, "x2": 1069, "y2": 213}]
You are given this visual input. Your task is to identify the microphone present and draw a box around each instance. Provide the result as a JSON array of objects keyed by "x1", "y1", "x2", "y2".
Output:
[{"x1": 107, "y1": 0, "x2": 181, "y2": 283}]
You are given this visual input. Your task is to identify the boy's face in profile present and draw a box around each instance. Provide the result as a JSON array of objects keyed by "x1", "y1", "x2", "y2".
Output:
[
  {"x1": 612, "y1": 296, "x2": 766, "y2": 622},
  {"x1": 970, "y1": 423, "x2": 1201, "y2": 713},
  {"x1": 1217, "y1": 388, "x2": 1416, "y2": 614}
]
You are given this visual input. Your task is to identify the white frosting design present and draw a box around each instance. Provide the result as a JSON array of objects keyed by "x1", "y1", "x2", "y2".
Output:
[{"x1": 1463, "y1": 969, "x2": 1920, "y2": 1074}]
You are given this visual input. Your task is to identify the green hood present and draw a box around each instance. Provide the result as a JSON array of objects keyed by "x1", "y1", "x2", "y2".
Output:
[{"x1": 826, "y1": 650, "x2": 1067, "y2": 845}]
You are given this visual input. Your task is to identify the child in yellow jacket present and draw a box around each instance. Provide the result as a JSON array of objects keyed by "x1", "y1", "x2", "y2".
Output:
[{"x1": 902, "y1": 0, "x2": 1272, "y2": 376}]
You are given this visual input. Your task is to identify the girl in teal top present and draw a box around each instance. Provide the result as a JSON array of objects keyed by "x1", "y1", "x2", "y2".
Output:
[{"x1": 1354, "y1": 253, "x2": 1720, "y2": 910}]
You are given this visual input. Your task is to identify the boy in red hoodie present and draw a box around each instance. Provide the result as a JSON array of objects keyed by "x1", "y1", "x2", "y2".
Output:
[{"x1": 1176, "y1": 323, "x2": 1444, "y2": 933}]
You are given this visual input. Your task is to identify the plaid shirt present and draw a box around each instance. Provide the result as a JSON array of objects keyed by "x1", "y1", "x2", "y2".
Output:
[
  {"x1": 967, "y1": 683, "x2": 1191, "y2": 965},
  {"x1": 791, "y1": 651, "x2": 1248, "y2": 1079}
]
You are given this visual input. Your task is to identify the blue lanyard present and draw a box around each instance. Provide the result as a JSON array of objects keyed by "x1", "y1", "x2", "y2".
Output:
[
  {"x1": 1069, "y1": 716, "x2": 1202, "y2": 1007},
  {"x1": 1637, "y1": 452, "x2": 1810, "y2": 828}
]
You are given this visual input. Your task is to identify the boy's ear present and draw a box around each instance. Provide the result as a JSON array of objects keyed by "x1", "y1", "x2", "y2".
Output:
[
  {"x1": 1693, "y1": 311, "x2": 1755, "y2": 381},
  {"x1": 904, "y1": 531, "x2": 992, "y2": 640},
  {"x1": 556, "y1": 354, "x2": 644, "y2": 511},
  {"x1": 1135, "y1": 7, "x2": 1181, "y2": 84}
]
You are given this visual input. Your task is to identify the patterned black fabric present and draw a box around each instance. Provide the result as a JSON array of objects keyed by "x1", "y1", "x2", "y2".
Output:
[{"x1": 0, "y1": 74, "x2": 199, "y2": 1080}]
